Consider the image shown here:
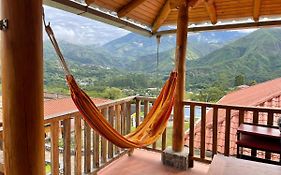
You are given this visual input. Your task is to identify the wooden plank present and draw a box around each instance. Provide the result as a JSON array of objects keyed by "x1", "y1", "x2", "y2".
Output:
[
  {"x1": 108, "y1": 106, "x2": 115, "y2": 159},
  {"x1": 162, "y1": 129, "x2": 167, "y2": 151},
  {"x1": 75, "y1": 116, "x2": 82, "y2": 175},
  {"x1": 224, "y1": 108, "x2": 231, "y2": 156},
  {"x1": 1, "y1": 1, "x2": 45, "y2": 174},
  {"x1": 172, "y1": 2, "x2": 188, "y2": 152},
  {"x1": 84, "y1": 122, "x2": 91, "y2": 173},
  {"x1": 188, "y1": 104, "x2": 195, "y2": 168},
  {"x1": 135, "y1": 99, "x2": 141, "y2": 127},
  {"x1": 253, "y1": 0, "x2": 262, "y2": 21},
  {"x1": 63, "y1": 118, "x2": 71, "y2": 175},
  {"x1": 152, "y1": 0, "x2": 171, "y2": 33},
  {"x1": 93, "y1": 131, "x2": 100, "y2": 169},
  {"x1": 101, "y1": 108, "x2": 108, "y2": 164},
  {"x1": 200, "y1": 105, "x2": 206, "y2": 159},
  {"x1": 51, "y1": 121, "x2": 60, "y2": 175},
  {"x1": 117, "y1": 0, "x2": 148, "y2": 18},
  {"x1": 212, "y1": 107, "x2": 218, "y2": 157}
]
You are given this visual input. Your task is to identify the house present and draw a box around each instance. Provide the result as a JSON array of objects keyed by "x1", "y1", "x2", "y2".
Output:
[{"x1": 184, "y1": 77, "x2": 281, "y2": 160}]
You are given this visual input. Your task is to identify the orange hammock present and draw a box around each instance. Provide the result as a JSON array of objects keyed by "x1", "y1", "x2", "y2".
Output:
[{"x1": 43, "y1": 14, "x2": 177, "y2": 148}]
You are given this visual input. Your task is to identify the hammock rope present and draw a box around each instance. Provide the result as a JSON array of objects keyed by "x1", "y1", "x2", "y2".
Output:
[{"x1": 43, "y1": 10, "x2": 178, "y2": 148}]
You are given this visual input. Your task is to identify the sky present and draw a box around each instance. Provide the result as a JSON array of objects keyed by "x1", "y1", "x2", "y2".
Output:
[
  {"x1": 44, "y1": 6, "x2": 130, "y2": 46},
  {"x1": 44, "y1": 5, "x2": 257, "y2": 46}
]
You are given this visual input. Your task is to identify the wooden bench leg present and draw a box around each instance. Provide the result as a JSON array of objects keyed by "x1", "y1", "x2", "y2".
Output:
[{"x1": 128, "y1": 148, "x2": 134, "y2": 156}]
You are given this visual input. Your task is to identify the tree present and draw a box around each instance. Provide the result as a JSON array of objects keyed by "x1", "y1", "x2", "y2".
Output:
[
  {"x1": 234, "y1": 74, "x2": 245, "y2": 86},
  {"x1": 102, "y1": 87, "x2": 124, "y2": 100}
]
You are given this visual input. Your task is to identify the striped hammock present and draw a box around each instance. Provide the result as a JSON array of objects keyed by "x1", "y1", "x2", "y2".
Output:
[{"x1": 43, "y1": 13, "x2": 177, "y2": 148}]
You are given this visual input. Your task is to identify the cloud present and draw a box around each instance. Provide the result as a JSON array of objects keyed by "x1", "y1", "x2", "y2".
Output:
[{"x1": 43, "y1": 5, "x2": 130, "y2": 45}]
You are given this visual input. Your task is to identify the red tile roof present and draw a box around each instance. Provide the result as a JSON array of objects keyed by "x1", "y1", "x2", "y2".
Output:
[
  {"x1": 44, "y1": 97, "x2": 112, "y2": 117},
  {"x1": 185, "y1": 77, "x2": 281, "y2": 160},
  {"x1": 0, "y1": 97, "x2": 111, "y2": 123}
]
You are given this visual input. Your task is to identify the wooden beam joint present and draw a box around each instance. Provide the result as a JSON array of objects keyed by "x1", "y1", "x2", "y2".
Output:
[
  {"x1": 152, "y1": 0, "x2": 171, "y2": 33},
  {"x1": 117, "y1": 0, "x2": 147, "y2": 18}
]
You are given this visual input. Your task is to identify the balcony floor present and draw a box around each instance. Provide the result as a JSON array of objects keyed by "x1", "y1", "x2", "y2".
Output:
[{"x1": 98, "y1": 149, "x2": 209, "y2": 175}]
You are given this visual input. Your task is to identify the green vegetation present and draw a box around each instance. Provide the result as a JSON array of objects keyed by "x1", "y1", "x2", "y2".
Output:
[{"x1": 44, "y1": 28, "x2": 281, "y2": 102}]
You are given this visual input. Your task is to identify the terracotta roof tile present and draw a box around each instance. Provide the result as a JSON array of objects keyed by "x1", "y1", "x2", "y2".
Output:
[{"x1": 44, "y1": 97, "x2": 112, "y2": 117}]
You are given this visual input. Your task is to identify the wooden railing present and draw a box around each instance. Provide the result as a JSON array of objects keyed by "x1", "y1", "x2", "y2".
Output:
[
  {"x1": 185, "y1": 100, "x2": 281, "y2": 167},
  {"x1": 0, "y1": 97, "x2": 280, "y2": 174}
]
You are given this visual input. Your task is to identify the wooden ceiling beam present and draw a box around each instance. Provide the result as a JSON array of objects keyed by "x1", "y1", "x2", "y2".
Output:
[
  {"x1": 204, "y1": 0, "x2": 217, "y2": 24},
  {"x1": 117, "y1": 0, "x2": 147, "y2": 18},
  {"x1": 152, "y1": 0, "x2": 172, "y2": 33},
  {"x1": 155, "y1": 20, "x2": 281, "y2": 36},
  {"x1": 253, "y1": 0, "x2": 262, "y2": 22}
]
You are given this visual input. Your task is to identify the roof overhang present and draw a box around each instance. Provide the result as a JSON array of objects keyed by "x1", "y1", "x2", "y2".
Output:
[
  {"x1": 44, "y1": 0, "x2": 281, "y2": 37},
  {"x1": 43, "y1": 0, "x2": 153, "y2": 37}
]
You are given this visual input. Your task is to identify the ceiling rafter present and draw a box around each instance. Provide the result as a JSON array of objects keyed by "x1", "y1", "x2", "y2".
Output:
[
  {"x1": 170, "y1": 0, "x2": 201, "y2": 9},
  {"x1": 253, "y1": 0, "x2": 262, "y2": 22},
  {"x1": 117, "y1": 0, "x2": 148, "y2": 18},
  {"x1": 152, "y1": 0, "x2": 172, "y2": 33},
  {"x1": 204, "y1": 0, "x2": 217, "y2": 24}
]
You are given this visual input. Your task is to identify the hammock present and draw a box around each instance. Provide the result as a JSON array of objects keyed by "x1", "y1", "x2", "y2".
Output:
[{"x1": 43, "y1": 14, "x2": 177, "y2": 148}]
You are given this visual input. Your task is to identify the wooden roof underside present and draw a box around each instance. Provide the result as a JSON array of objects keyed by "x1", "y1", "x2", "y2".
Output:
[{"x1": 45, "y1": 0, "x2": 281, "y2": 36}]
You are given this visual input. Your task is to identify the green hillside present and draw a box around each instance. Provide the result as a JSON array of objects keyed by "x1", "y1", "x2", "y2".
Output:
[{"x1": 187, "y1": 28, "x2": 281, "y2": 90}]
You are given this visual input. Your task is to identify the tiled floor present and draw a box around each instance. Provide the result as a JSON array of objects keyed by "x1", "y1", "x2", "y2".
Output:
[{"x1": 98, "y1": 149, "x2": 209, "y2": 175}]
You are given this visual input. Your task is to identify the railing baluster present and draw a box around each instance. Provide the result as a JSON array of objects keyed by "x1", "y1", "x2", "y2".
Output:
[
  {"x1": 93, "y1": 131, "x2": 100, "y2": 169},
  {"x1": 188, "y1": 104, "x2": 195, "y2": 168},
  {"x1": 161, "y1": 129, "x2": 167, "y2": 151},
  {"x1": 253, "y1": 110, "x2": 259, "y2": 124},
  {"x1": 136, "y1": 99, "x2": 141, "y2": 127},
  {"x1": 239, "y1": 109, "x2": 244, "y2": 125},
  {"x1": 115, "y1": 104, "x2": 121, "y2": 154},
  {"x1": 63, "y1": 118, "x2": 71, "y2": 175},
  {"x1": 108, "y1": 106, "x2": 114, "y2": 159},
  {"x1": 101, "y1": 108, "x2": 108, "y2": 164},
  {"x1": 144, "y1": 100, "x2": 149, "y2": 118},
  {"x1": 200, "y1": 105, "x2": 206, "y2": 159},
  {"x1": 251, "y1": 110, "x2": 258, "y2": 157},
  {"x1": 75, "y1": 116, "x2": 82, "y2": 175},
  {"x1": 212, "y1": 107, "x2": 218, "y2": 157},
  {"x1": 126, "y1": 102, "x2": 131, "y2": 134},
  {"x1": 84, "y1": 122, "x2": 91, "y2": 173},
  {"x1": 224, "y1": 108, "x2": 231, "y2": 156},
  {"x1": 121, "y1": 103, "x2": 126, "y2": 135},
  {"x1": 265, "y1": 111, "x2": 274, "y2": 159},
  {"x1": 51, "y1": 121, "x2": 60, "y2": 175}
]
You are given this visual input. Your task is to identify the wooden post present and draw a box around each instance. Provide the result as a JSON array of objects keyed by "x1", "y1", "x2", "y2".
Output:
[
  {"x1": 172, "y1": 2, "x2": 188, "y2": 152},
  {"x1": 0, "y1": 0, "x2": 45, "y2": 174}
]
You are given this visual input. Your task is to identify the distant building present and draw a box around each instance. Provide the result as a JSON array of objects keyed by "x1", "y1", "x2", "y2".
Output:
[{"x1": 184, "y1": 77, "x2": 281, "y2": 159}]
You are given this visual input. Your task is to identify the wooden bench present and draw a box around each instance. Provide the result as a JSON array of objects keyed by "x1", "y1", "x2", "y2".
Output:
[{"x1": 236, "y1": 123, "x2": 281, "y2": 165}]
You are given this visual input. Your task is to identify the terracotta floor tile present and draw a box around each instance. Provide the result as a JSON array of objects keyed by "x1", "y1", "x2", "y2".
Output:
[{"x1": 98, "y1": 149, "x2": 209, "y2": 175}]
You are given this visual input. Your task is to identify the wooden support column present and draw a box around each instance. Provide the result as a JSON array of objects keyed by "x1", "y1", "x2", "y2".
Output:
[
  {"x1": 172, "y1": 2, "x2": 188, "y2": 152},
  {"x1": 0, "y1": 0, "x2": 45, "y2": 174}
]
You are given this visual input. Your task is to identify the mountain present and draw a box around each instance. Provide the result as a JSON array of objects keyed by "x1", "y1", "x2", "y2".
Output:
[
  {"x1": 187, "y1": 28, "x2": 281, "y2": 89},
  {"x1": 104, "y1": 31, "x2": 248, "y2": 57}
]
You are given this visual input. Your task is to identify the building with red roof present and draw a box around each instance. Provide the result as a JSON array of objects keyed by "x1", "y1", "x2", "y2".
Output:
[{"x1": 184, "y1": 77, "x2": 281, "y2": 159}]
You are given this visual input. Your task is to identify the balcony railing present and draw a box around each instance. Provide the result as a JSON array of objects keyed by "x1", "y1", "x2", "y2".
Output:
[{"x1": 0, "y1": 96, "x2": 280, "y2": 174}]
